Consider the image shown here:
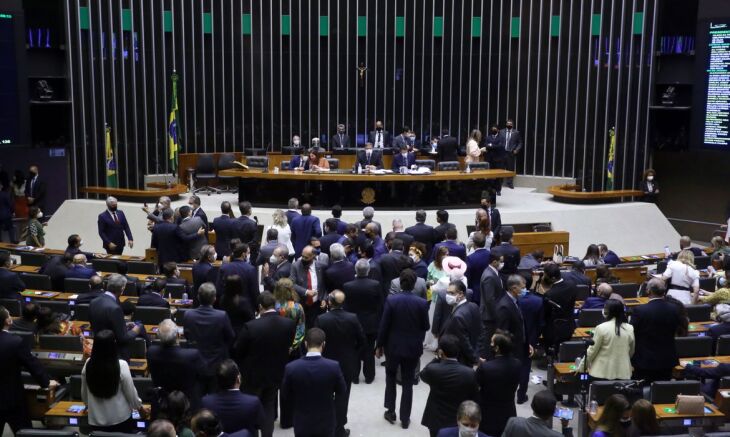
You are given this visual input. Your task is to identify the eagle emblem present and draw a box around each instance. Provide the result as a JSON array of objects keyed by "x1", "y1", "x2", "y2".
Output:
[{"x1": 360, "y1": 187, "x2": 376, "y2": 204}]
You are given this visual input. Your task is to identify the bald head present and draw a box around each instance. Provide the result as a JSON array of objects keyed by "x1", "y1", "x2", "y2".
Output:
[
  {"x1": 392, "y1": 218, "x2": 404, "y2": 231},
  {"x1": 596, "y1": 283, "x2": 613, "y2": 299},
  {"x1": 365, "y1": 222, "x2": 380, "y2": 238},
  {"x1": 157, "y1": 319, "x2": 178, "y2": 346},
  {"x1": 329, "y1": 290, "x2": 345, "y2": 308},
  {"x1": 72, "y1": 254, "x2": 87, "y2": 265}
]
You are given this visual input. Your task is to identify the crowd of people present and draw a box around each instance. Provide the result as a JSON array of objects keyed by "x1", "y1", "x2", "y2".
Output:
[{"x1": 2, "y1": 190, "x2": 730, "y2": 437}]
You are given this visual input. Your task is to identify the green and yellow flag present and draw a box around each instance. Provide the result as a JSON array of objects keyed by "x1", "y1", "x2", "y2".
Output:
[
  {"x1": 168, "y1": 71, "x2": 180, "y2": 175},
  {"x1": 607, "y1": 127, "x2": 616, "y2": 190},
  {"x1": 105, "y1": 125, "x2": 118, "y2": 188}
]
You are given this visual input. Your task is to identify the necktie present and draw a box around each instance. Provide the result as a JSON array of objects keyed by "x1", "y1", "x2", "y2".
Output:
[
  {"x1": 377, "y1": 132, "x2": 381, "y2": 145},
  {"x1": 112, "y1": 212, "x2": 119, "y2": 224},
  {"x1": 31, "y1": 178, "x2": 35, "y2": 197},
  {"x1": 306, "y1": 268, "x2": 314, "y2": 305},
  {"x1": 367, "y1": 152, "x2": 371, "y2": 163},
  {"x1": 507, "y1": 131, "x2": 512, "y2": 149}
]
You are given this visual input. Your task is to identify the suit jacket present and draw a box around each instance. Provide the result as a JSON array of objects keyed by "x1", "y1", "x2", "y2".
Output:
[
  {"x1": 147, "y1": 344, "x2": 206, "y2": 409},
  {"x1": 211, "y1": 215, "x2": 238, "y2": 259},
  {"x1": 356, "y1": 149, "x2": 383, "y2": 169},
  {"x1": 234, "y1": 312, "x2": 296, "y2": 388},
  {"x1": 437, "y1": 136, "x2": 459, "y2": 162},
  {"x1": 40, "y1": 256, "x2": 68, "y2": 291},
  {"x1": 603, "y1": 250, "x2": 621, "y2": 267},
  {"x1": 495, "y1": 295, "x2": 527, "y2": 359},
  {"x1": 236, "y1": 216, "x2": 259, "y2": 259},
  {"x1": 420, "y1": 358, "x2": 478, "y2": 432},
  {"x1": 289, "y1": 259, "x2": 326, "y2": 300},
  {"x1": 0, "y1": 331, "x2": 50, "y2": 411},
  {"x1": 183, "y1": 305, "x2": 236, "y2": 376},
  {"x1": 370, "y1": 236, "x2": 387, "y2": 261},
  {"x1": 491, "y1": 243, "x2": 521, "y2": 275},
  {"x1": 377, "y1": 291, "x2": 430, "y2": 358},
  {"x1": 501, "y1": 416, "x2": 567, "y2": 437},
  {"x1": 192, "y1": 208, "x2": 209, "y2": 230},
  {"x1": 379, "y1": 250, "x2": 412, "y2": 296},
  {"x1": 434, "y1": 222, "x2": 456, "y2": 243},
  {"x1": 151, "y1": 222, "x2": 200, "y2": 266},
  {"x1": 89, "y1": 294, "x2": 137, "y2": 359},
  {"x1": 393, "y1": 231, "x2": 414, "y2": 251},
  {"x1": 316, "y1": 308, "x2": 366, "y2": 381},
  {"x1": 319, "y1": 232, "x2": 341, "y2": 256},
  {"x1": 201, "y1": 391, "x2": 265, "y2": 435},
  {"x1": 281, "y1": 355, "x2": 347, "y2": 437},
  {"x1": 290, "y1": 214, "x2": 322, "y2": 257},
  {"x1": 586, "y1": 320, "x2": 635, "y2": 380},
  {"x1": 405, "y1": 223, "x2": 438, "y2": 256},
  {"x1": 482, "y1": 207, "x2": 502, "y2": 239},
  {"x1": 75, "y1": 290, "x2": 103, "y2": 305},
  {"x1": 391, "y1": 152, "x2": 417, "y2": 171},
  {"x1": 331, "y1": 218, "x2": 348, "y2": 236},
  {"x1": 137, "y1": 292, "x2": 170, "y2": 308},
  {"x1": 216, "y1": 259, "x2": 259, "y2": 306},
  {"x1": 262, "y1": 260, "x2": 291, "y2": 292},
  {"x1": 631, "y1": 298, "x2": 681, "y2": 371},
  {"x1": 179, "y1": 216, "x2": 207, "y2": 261},
  {"x1": 441, "y1": 301, "x2": 483, "y2": 365},
  {"x1": 544, "y1": 280, "x2": 578, "y2": 345},
  {"x1": 0, "y1": 268, "x2": 25, "y2": 298},
  {"x1": 483, "y1": 133, "x2": 507, "y2": 161},
  {"x1": 475, "y1": 355, "x2": 521, "y2": 436},
  {"x1": 433, "y1": 240, "x2": 467, "y2": 261},
  {"x1": 342, "y1": 277, "x2": 382, "y2": 335},
  {"x1": 466, "y1": 249, "x2": 491, "y2": 304},
  {"x1": 519, "y1": 292, "x2": 545, "y2": 347},
  {"x1": 285, "y1": 210, "x2": 301, "y2": 225},
  {"x1": 389, "y1": 277, "x2": 428, "y2": 300},
  {"x1": 499, "y1": 128, "x2": 523, "y2": 153},
  {"x1": 479, "y1": 266, "x2": 504, "y2": 322},
  {"x1": 0, "y1": 191, "x2": 13, "y2": 223},
  {"x1": 323, "y1": 260, "x2": 355, "y2": 293},
  {"x1": 562, "y1": 270, "x2": 592, "y2": 287},
  {"x1": 64, "y1": 265, "x2": 97, "y2": 280},
  {"x1": 331, "y1": 133, "x2": 350, "y2": 149},
  {"x1": 97, "y1": 210, "x2": 133, "y2": 252},
  {"x1": 25, "y1": 176, "x2": 46, "y2": 208},
  {"x1": 368, "y1": 130, "x2": 391, "y2": 148},
  {"x1": 192, "y1": 261, "x2": 217, "y2": 297}
]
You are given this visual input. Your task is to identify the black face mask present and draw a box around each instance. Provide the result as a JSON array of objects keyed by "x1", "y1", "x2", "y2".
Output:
[
  {"x1": 301, "y1": 258, "x2": 313, "y2": 267},
  {"x1": 506, "y1": 125, "x2": 513, "y2": 130},
  {"x1": 491, "y1": 130, "x2": 498, "y2": 135},
  {"x1": 376, "y1": 127, "x2": 383, "y2": 132},
  {"x1": 29, "y1": 171, "x2": 37, "y2": 178},
  {"x1": 312, "y1": 248, "x2": 321, "y2": 256},
  {"x1": 109, "y1": 205, "x2": 118, "y2": 212}
]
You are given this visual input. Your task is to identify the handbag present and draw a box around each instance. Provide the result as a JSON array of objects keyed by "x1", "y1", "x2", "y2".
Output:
[
  {"x1": 553, "y1": 244, "x2": 564, "y2": 264},
  {"x1": 675, "y1": 394, "x2": 705, "y2": 415}
]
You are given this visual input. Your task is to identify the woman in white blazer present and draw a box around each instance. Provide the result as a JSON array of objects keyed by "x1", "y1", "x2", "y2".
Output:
[{"x1": 585, "y1": 299, "x2": 635, "y2": 380}]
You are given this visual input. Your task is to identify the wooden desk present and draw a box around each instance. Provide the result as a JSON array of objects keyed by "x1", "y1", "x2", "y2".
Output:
[
  {"x1": 80, "y1": 184, "x2": 188, "y2": 200},
  {"x1": 218, "y1": 168, "x2": 514, "y2": 182},
  {"x1": 588, "y1": 403, "x2": 724, "y2": 427},
  {"x1": 32, "y1": 348, "x2": 147, "y2": 376},
  {"x1": 70, "y1": 320, "x2": 163, "y2": 337},
  {"x1": 573, "y1": 321, "x2": 714, "y2": 339},
  {"x1": 21, "y1": 290, "x2": 60, "y2": 299},
  {"x1": 674, "y1": 356, "x2": 730, "y2": 378},
  {"x1": 549, "y1": 184, "x2": 644, "y2": 203},
  {"x1": 513, "y1": 231, "x2": 569, "y2": 258},
  {"x1": 46, "y1": 401, "x2": 151, "y2": 429},
  {"x1": 575, "y1": 297, "x2": 650, "y2": 309},
  {"x1": 0, "y1": 242, "x2": 143, "y2": 261},
  {"x1": 585, "y1": 266, "x2": 648, "y2": 285},
  {"x1": 11, "y1": 265, "x2": 41, "y2": 273},
  {"x1": 24, "y1": 384, "x2": 57, "y2": 421}
]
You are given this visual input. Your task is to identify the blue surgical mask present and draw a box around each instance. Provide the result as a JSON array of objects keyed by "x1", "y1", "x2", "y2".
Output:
[
  {"x1": 313, "y1": 248, "x2": 321, "y2": 256},
  {"x1": 720, "y1": 276, "x2": 728, "y2": 287},
  {"x1": 519, "y1": 288, "x2": 528, "y2": 298}
]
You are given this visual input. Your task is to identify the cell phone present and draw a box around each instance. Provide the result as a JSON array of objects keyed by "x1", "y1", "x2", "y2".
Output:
[
  {"x1": 69, "y1": 418, "x2": 78, "y2": 425},
  {"x1": 48, "y1": 352, "x2": 61, "y2": 359},
  {"x1": 683, "y1": 419, "x2": 693, "y2": 426},
  {"x1": 132, "y1": 410, "x2": 141, "y2": 420},
  {"x1": 554, "y1": 407, "x2": 574, "y2": 420},
  {"x1": 82, "y1": 330, "x2": 91, "y2": 337}
]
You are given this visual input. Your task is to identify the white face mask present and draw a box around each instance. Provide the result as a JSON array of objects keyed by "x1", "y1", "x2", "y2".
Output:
[
  {"x1": 211, "y1": 252, "x2": 217, "y2": 261},
  {"x1": 647, "y1": 175, "x2": 654, "y2": 181},
  {"x1": 293, "y1": 139, "x2": 300, "y2": 146},
  {"x1": 269, "y1": 255, "x2": 279, "y2": 265},
  {"x1": 458, "y1": 424, "x2": 479, "y2": 437},
  {"x1": 720, "y1": 276, "x2": 728, "y2": 287},
  {"x1": 445, "y1": 294, "x2": 458, "y2": 306},
  {"x1": 37, "y1": 211, "x2": 43, "y2": 219},
  {"x1": 79, "y1": 240, "x2": 84, "y2": 246},
  {"x1": 498, "y1": 262, "x2": 505, "y2": 270},
  {"x1": 409, "y1": 254, "x2": 418, "y2": 262},
  {"x1": 401, "y1": 152, "x2": 408, "y2": 158}
]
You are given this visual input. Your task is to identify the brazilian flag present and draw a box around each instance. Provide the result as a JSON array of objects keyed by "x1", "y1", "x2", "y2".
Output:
[
  {"x1": 105, "y1": 125, "x2": 118, "y2": 188},
  {"x1": 168, "y1": 71, "x2": 180, "y2": 176},
  {"x1": 607, "y1": 127, "x2": 615, "y2": 191}
]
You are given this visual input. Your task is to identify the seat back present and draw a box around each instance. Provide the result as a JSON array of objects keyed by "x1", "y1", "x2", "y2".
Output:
[
  {"x1": 195, "y1": 153, "x2": 217, "y2": 174},
  {"x1": 0, "y1": 298, "x2": 22, "y2": 316},
  {"x1": 246, "y1": 156, "x2": 269, "y2": 169},
  {"x1": 173, "y1": 308, "x2": 189, "y2": 325},
  {"x1": 72, "y1": 304, "x2": 90, "y2": 321},
  {"x1": 469, "y1": 162, "x2": 490, "y2": 170},
  {"x1": 717, "y1": 335, "x2": 730, "y2": 356},
  {"x1": 130, "y1": 338, "x2": 147, "y2": 359},
  {"x1": 415, "y1": 159, "x2": 435, "y2": 170},
  {"x1": 20, "y1": 273, "x2": 53, "y2": 291},
  {"x1": 126, "y1": 261, "x2": 157, "y2": 275},
  {"x1": 217, "y1": 153, "x2": 237, "y2": 170},
  {"x1": 10, "y1": 331, "x2": 35, "y2": 350},
  {"x1": 64, "y1": 278, "x2": 90, "y2": 293},
  {"x1": 558, "y1": 341, "x2": 587, "y2": 362},
  {"x1": 699, "y1": 277, "x2": 717, "y2": 293},
  {"x1": 36, "y1": 300, "x2": 71, "y2": 316},
  {"x1": 134, "y1": 306, "x2": 171, "y2": 325},
  {"x1": 17, "y1": 430, "x2": 79, "y2": 437},
  {"x1": 38, "y1": 334, "x2": 83, "y2": 352},
  {"x1": 589, "y1": 380, "x2": 638, "y2": 405},
  {"x1": 656, "y1": 260, "x2": 668, "y2": 274},
  {"x1": 20, "y1": 252, "x2": 49, "y2": 267},
  {"x1": 575, "y1": 285, "x2": 591, "y2": 302},
  {"x1": 325, "y1": 158, "x2": 339, "y2": 169},
  {"x1": 685, "y1": 304, "x2": 712, "y2": 323},
  {"x1": 578, "y1": 309, "x2": 605, "y2": 328},
  {"x1": 675, "y1": 336, "x2": 714, "y2": 358},
  {"x1": 280, "y1": 160, "x2": 291, "y2": 170},
  {"x1": 165, "y1": 283, "x2": 187, "y2": 299},
  {"x1": 650, "y1": 380, "x2": 700, "y2": 404},
  {"x1": 695, "y1": 256, "x2": 711, "y2": 270},
  {"x1": 122, "y1": 279, "x2": 139, "y2": 297},
  {"x1": 437, "y1": 161, "x2": 460, "y2": 171},
  {"x1": 720, "y1": 376, "x2": 730, "y2": 390},
  {"x1": 133, "y1": 377, "x2": 156, "y2": 402},
  {"x1": 69, "y1": 374, "x2": 82, "y2": 400},
  {"x1": 91, "y1": 259, "x2": 121, "y2": 273},
  {"x1": 610, "y1": 283, "x2": 639, "y2": 299}
]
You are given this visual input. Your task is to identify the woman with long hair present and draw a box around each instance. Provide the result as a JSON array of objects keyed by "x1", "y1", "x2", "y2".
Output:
[
  {"x1": 592, "y1": 394, "x2": 631, "y2": 437},
  {"x1": 304, "y1": 148, "x2": 330, "y2": 171},
  {"x1": 661, "y1": 249, "x2": 700, "y2": 305},
  {"x1": 583, "y1": 244, "x2": 602, "y2": 267},
  {"x1": 269, "y1": 209, "x2": 294, "y2": 255},
  {"x1": 627, "y1": 399, "x2": 660, "y2": 437},
  {"x1": 408, "y1": 242, "x2": 429, "y2": 280},
  {"x1": 465, "y1": 129, "x2": 485, "y2": 163},
  {"x1": 158, "y1": 391, "x2": 194, "y2": 437},
  {"x1": 220, "y1": 275, "x2": 254, "y2": 333},
  {"x1": 585, "y1": 300, "x2": 635, "y2": 380},
  {"x1": 82, "y1": 329, "x2": 146, "y2": 432},
  {"x1": 427, "y1": 246, "x2": 450, "y2": 286},
  {"x1": 273, "y1": 278, "x2": 305, "y2": 353}
]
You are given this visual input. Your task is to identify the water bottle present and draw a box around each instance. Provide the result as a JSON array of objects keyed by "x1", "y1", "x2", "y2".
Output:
[
  {"x1": 465, "y1": 163, "x2": 472, "y2": 173},
  {"x1": 357, "y1": 163, "x2": 362, "y2": 174},
  {"x1": 589, "y1": 400, "x2": 598, "y2": 415},
  {"x1": 182, "y1": 292, "x2": 188, "y2": 302}
]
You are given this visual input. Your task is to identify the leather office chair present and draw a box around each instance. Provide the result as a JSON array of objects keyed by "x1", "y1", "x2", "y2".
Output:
[
  {"x1": 414, "y1": 159, "x2": 436, "y2": 170},
  {"x1": 437, "y1": 161, "x2": 460, "y2": 171},
  {"x1": 246, "y1": 156, "x2": 269, "y2": 169},
  {"x1": 326, "y1": 158, "x2": 339, "y2": 170},
  {"x1": 468, "y1": 162, "x2": 490, "y2": 170},
  {"x1": 21, "y1": 252, "x2": 49, "y2": 266},
  {"x1": 281, "y1": 160, "x2": 291, "y2": 170},
  {"x1": 126, "y1": 261, "x2": 157, "y2": 275},
  {"x1": 193, "y1": 153, "x2": 220, "y2": 195},
  {"x1": 217, "y1": 153, "x2": 238, "y2": 193},
  {"x1": 20, "y1": 273, "x2": 52, "y2": 291}
]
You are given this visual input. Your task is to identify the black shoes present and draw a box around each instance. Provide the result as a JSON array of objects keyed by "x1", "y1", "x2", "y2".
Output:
[
  {"x1": 517, "y1": 394, "x2": 529, "y2": 404},
  {"x1": 384, "y1": 411, "x2": 396, "y2": 424},
  {"x1": 401, "y1": 420, "x2": 410, "y2": 429}
]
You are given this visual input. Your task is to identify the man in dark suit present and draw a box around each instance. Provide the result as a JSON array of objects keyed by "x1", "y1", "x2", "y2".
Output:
[
  {"x1": 500, "y1": 390, "x2": 573, "y2": 437},
  {"x1": 193, "y1": 245, "x2": 219, "y2": 299},
  {"x1": 255, "y1": 229, "x2": 281, "y2": 267},
  {"x1": 323, "y1": 244, "x2": 355, "y2": 294},
  {"x1": 391, "y1": 126, "x2": 414, "y2": 154},
  {"x1": 97, "y1": 196, "x2": 134, "y2": 255},
  {"x1": 152, "y1": 208, "x2": 205, "y2": 267},
  {"x1": 89, "y1": 274, "x2": 141, "y2": 360},
  {"x1": 329, "y1": 205, "x2": 348, "y2": 235},
  {"x1": 0, "y1": 306, "x2": 59, "y2": 433},
  {"x1": 216, "y1": 243, "x2": 259, "y2": 310},
  {"x1": 201, "y1": 360, "x2": 266, "y2": 436},
  {"x1": 64, "y1": 254, "x2": 96, "y2": 280},
  {"x1": 391, "y1": 144, "x2": 417, "y2": 171},
  {"x1": 281, "y1": 327, "x2": 347, "y2": 437},
  {"x1": 138, "y1": 279, "x2": 171, "y2": 308},
  {"x1": 262, "y1": 246, "x2": 292, "y2": 292},
  {"x1": 65, "y1": 233, "x2": 96, "y2": 259},
  {"x1": 285, "y1": 198, "x2": 300, "y2": 225},
  {"x1": 436, "y1": 401, "x2": 491, "y2": 437},
  {"x1": 179, "y1": 205, "x2": 208, "y2": 261},
  {"x1": 316, "y1": 291, "x2": 366, "y2": 437},
  {"x1": 389, "y1": 219, "x2": 414, "y2": 251},
  {"x1": 421, "y1": 335, "x2": 478, "y2": 437},
  {"x1": 496, "y1": 274, "x2": 531, "y2": 404},
  {"x1": 291, "y1": 203, "x2": 322, "y2": 258},
  {"x1": 479, "y1": 196, "x2": 502, "y2": 240},
  {"x1": 40, "y1": 253, "x2": 72, "y2": 291},
  {"x1": 483, "y1": 125, "x2": 507, "y2": 194},
  {"x1": 440, "y1": 281, "x2": 483, "y2": 366},
  {"x1": 479, "y1": 255, "x2": 504, "y2": 358},
  {"x1": 147, "y1": 319, "x2": 207, "y2": 409},
  {"x1": 437, "y1": 130, "x2": 459, "y2": 162},
  {"x1": 236, "y1": 202, "x2": 260, "y2": 262},
  {"x1": 211, "y1": 202, "x2": 238, "y2": 260},
  {"x1": 406, "y1": 210, "x2": 438, "y2": 258},
  {"x1": 320, "y1": 219, "x2": 343, "y2": 255},
  {"x1": 475, "y1": 332, "x2": 521, "y2": 436},
  {"x1": 632, "y1": 278, "x2": 682, "y2": 383},
  {"x1": 343, "y1": 259, "x2": 382, "y2": 384},
  {"x1": 75, "y1": 275, "x2": 104, "y2": 305},
  {"x1": 376, "y1": 269, "x2": 430, "y2": 429},
  {"x1": 331, "y1": 124, "x2": 350, "y2": 149},
  {"x1": 24, "y1": 165, "x2": 46, "y2": 211},
  {"x1": 234, "y1": 292, "x2": 296, "y2": 437},
  {"x1": 562, "y1": 260, "x2": 592, "y2": 287},
  {"x1": 434, "y1": 210, "x2": 456, "y2": 243},
  {"x1": 183, "y1": 283, "x2": 236, "y2": 393},
  {"x1": 378, "y1": 238, "x2": 412, "y2": 299},
  {"x1": 188, "y1": 194, "x2": 209, "y2": 230},
  {"x1": 432, "y1": 228, "x2": 467, "y2": 261},
  {"x1": 290, "y1": 245, "x2": 327, "y2": 329},
  {"x1": 491, "y1": 228, "x2": 520, "y2": 282},
  {"x1": 368, "y1": 120, "x2": 391, "y2": 149},
  {"x1": 356, "y1": 143, "x2": 383, "y2": 171},
  {"x1": 598, "y1": 243, "x2": 621, "y2": 267},
  {"x1": 0, "y1": 252, "x2": 25, "y2": 298},
  {"x1": 466, "y1": 232, "x2": 490, "y2": 305},
  {"x1": 542, "y1": 263, "x2": 578, "y2": 351},
  {"x1": 499, "y1": 119, "x2": 523, "y2": 189}
]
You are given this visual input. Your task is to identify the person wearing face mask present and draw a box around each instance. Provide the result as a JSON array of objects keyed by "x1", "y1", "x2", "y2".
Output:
[
  {"x1": 465, "y1": 129, "x2": 486, "y2": 164},
  {"x1": 640, "y1": 169, "x2": 659, "y2": 203},
  {"x1": 368, "y1": 120, "x2": 391, "y2": 149},
  {"x1": 501, "y1": 390, "x2": 574, "y2": 437},
  {"x1": 262, "y1": 246, "x2": 292, "y2": 292},
  {"x1": 542, "y1": 262, "x2": 578, "y2": 351},
  {"x1": 392, "y1": 126, "x2": 412, "y2": 154},
  {"x1": 591, "y1": 394, "x2": 631, "y2": 437},
  {"x1": 216, "y1": 242, "x2": 259, "y2": 309},
  {"x1": 331, "y1": 124, "x2": 350, "y2": 149},
  {"x1": 408, "y1": 242, "x2": 429, "y2": 280},
  {"x1": 496, "y1": 275, "x2": 532, "y2": 404},
  {"x1": 289, "y1": 138, "x2": 305, "y2": 169},
  {"x1": 193, "y1": 245, "x2": 219, "y2": 296},
  {"x1": 439, "y1": 281, "x2": 482, "y2": 366},
  {"x1": 421, "y1": 336, "x2": 479, "y2": 437},
  {"x1": 499, "y1": 119, "x2": 523, "y2": 189},
  {"x1": 97, "y1": 197, "x2": 135, "y2": 255},
  {"x1": 356, "y1": 142, "x2": 383, "y2": 171},
  {"x1": 289, "y1": 245, "x2": 326, "y2": 329},
  {"x1": 391, "y1": 143, "x2": 416, "y2": 172},
  {"x1": 484, "y1": 125, "x2": 507, "y2": 196},
  {"x1": 584, "y1": 299, "x2": 635, "y2": 381},
  {"x1": 475, "y1": 332, "x2": 521, "y2": 436},
  {"x1": 25, "y1": 206, "x2": 45, "y2": 247},
  {"x1": 24, "y1": 165, "x2": 46, "y2": 211},
  {"x1": 142, "y1": 196, "x2": 172, "y2": 224},
  {"x1": 478, "y1": 254, "x2": 505, "y2": 359},
  {"x1": 436, "y1": 401, "x2": 490, "y2": 437}
]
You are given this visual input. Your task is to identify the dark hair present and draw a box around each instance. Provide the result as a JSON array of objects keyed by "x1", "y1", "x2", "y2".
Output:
[
  {"x1": 596, "y1": 394, "x2": 630, "y2": 436},
  {"x1": 472, "y1": 232, "x2": 486, "y2": 249},
  {"x1": 258, "y1": 291, "x2": 276, "y2": 310},
  {"x1": 345, "y1": 223, "x2": 358, "y2": 235},
  {"x1": 121, "y1": 300, "x2": 137, "y2": 316},
  {"x1": 449, "y1": 280, "x2": 467, "y2": 296},
  {"x1": 162, "y1": 208, "x2": 174, "y2": 221},
  {"x1": 85, "y1": 329, "x2": 121, "y2": 398},
  {"x1": 492, "y1": 330, "x2": 513, "y2": 355},
  {"x1": 221, "y1": 275, "x2": 242, "y2": 314},
  {"x1": 584, "y1": 244, "x2": 601, "y2": 262},
  {"x1": 390, "y1": 238, "x2": 404, "y2": 252},
  {"x1": 499, "y1": 227, "x2": 513, "y2": 242},
  {"x1": 436, "y1": 209, "x2": 449, "y2": 223},
  {"x1": 178, "y1": 205, "x2": 191, "y2": 218},
  {"x1": 531, "y1": 390, "x2": 558, "y2": 420},
  {"x1": 445, "y1": 227, "x2": 457, "y2": 240},
  {"x1": 631, "y1": 399, "x2": 659, "y2": 436},
  {"x1": 159, "y1": 391, "x2": 192, "y2": 435},
  {"x1": 543, "y1": 262, "x2": 562, "y2": 281},
  {"x1": 324, "y1": 218, "x2": 338, "y2": 233},
  {"x1": 301, "y1": 204, "x2": 312, "y2": 216},
  {"x1": 21, "y1": 302, "x2": 39, "y2": 322},
  {"x1": 162, "y1": 262, "x2": 178, "y2": 277},
  {"x1": 216, "y1": 359, "x2": 240, "y2": 390},
  {"x1": 331, "y1": 205, "x2": 342, "y2": 218},
  {"x1": 238, "y1": 201, "x2": 252, "y2": 216},
  {"x1": 399, "y1": 268, "x2": 417, "y2": 292},
  {"x1": 220, "y1": 201, "x2": 232, "y2": 216},
  {"x1": 604, "y1": 299, "x2": 627, "y2": 336},
  {"x1": 36, "y1": 306, "x2": 61, "y2": 334},
  {"x1": 191, "y1": 409, "x2": 222, "y2": 437},
  {"x1": 0, "y1": 251, "x2": 9, "y2": 267},
  {"x1": 438, "y1": 334, "x2": 460, "y2": 358},
  {"x1": 67, "y1": 234, "x2": 80, "y2": 247},
  {"x1": 305, "y1": 327, "x2": 326, "y2": 348},
  {"x1": 232, "y1": 243, "x2": 249, "y2": 259},
  {"x1": 29, "y1": 206, "x2": 40, "y2": 221},
  {"x1": 415, "y1": 210, "x2": 426, "y2": 223},
  {"x1": 359, "y1": 241, "x2": 375, "y2": 259},
  {"x1": 572, "y1": 260, "x2": 586, "y2": 272},
  {"x1": 266, "y1": 228, "x2": 279, "y2": 241}
]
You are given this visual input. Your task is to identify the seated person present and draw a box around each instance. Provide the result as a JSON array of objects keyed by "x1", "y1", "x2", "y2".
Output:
[
  {"x1": 11, "y1": 303, "x2": 39, "y2": 333},
  {"x1": 518, "y1": 250, "x2": 543, "y2": 271},
  {"x1": 36, "y1": 306, "x2": 65, "y2": 335},
  {"x1": 138, "y1": 278, "x2": 171, "y2": 308},
  {"x1": 75, "y1": 275, "x2": 105, "y2": 305},
  {"x1": 700, "y1": 258, "x2": 730, "y2": 307},
  {"x1": 599, "y1": 243, "x2": 621, "y2": 266},
  {"x1": 581, "y1": 283, "x2": 617, "y2": 310},
  {"x1": 64, "y1": 254, "x2": 97, "y2": 280},
  {"x1": 561, "y1": 260, "x2": 592, "y2": 287},
  {"x1": 708, "y1": 304, "x2": 730, "y2": 349},
  {"x1": 355, "y1": 142, "x2": 383, "y2": 171},
  {"x1": 595, "y1": 264, "x2": 620, "y2": 286},
  {"x1": 304, "y1": 147, "x2": 330, "y2": 171},
  {"x1": 684, "y1": 359, "x2": 730, "y2": 397},
  {"x1": 289, "y1": 139, "x2": 305, "y2": 169},
  {"x1": 391, "y1": 143, "x2": 416, "y2": 172},
  {"x1": 672, "y1": 236, "x2": 705, "y2": 259},
  {"x1": 436, "y1": 401, "x2": 491, "y2": 437}
]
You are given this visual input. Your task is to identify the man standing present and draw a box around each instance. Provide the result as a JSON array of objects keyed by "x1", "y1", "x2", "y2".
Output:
[
  {"x1": 285, "y1": 198, "x2": 300, "y2": 225},
  {"x1": 236, "y1": 202, "x2": 259, "y2": 262},
  {"x1": 364, "y1": 223, "x2": 387, "y2": 261},
  {"x1": 323, "y1": 244, "x2": 355, "y2": 294},
  {"x1": 390, "y1": 219, "x2": 414, "y2": 251},
  {"x1": 178, "y1": 205, "x2": 208, "y2": 261},
  {"x1": 188, "y1": 195, "x2": 209, "y2": 230},
  {"x1": 378, "y1": 238, "x2": 411, "y2": 299},
  {"x1": 500, "y1": 119, "x2": 523, "y2": 189},
  {"x1": 433, "y1": 210, "x2": 456, "y2": 243},
  {"x1": 319, "y1": 219, "x2": 343, "y2": 256},
  {"x1": 97, "y1": 196, "x2": 134, "y2": 255},
  {"x1": 290, "y1": 245, "x2": 326, "y2": 329},
  {"x1": 479, "y1": 254, "x2": 504, "y2": 358},
  {"x1": 491, "y1": 228, "x2": 520, "y2": 283},
  {"x1": 542, "y1": 263, "x2": 578, "y2": 350},
  {"x1": 332, "y1": 124, "x2": 350, "y2": 149},
  {"x1": 632, "y1": 278, "x2": 682, "y2": 383},
  {"x1": 255, "y1": 229, "x2": 282, "y2": 266},
  {"x1": 89, "y1": 274, "x2": 141, "y2": 360},
  {"x1": 262, "y1": 246, "x2": 291, "y2": 292},
  {"x1": 440, "y1": 281, "x2": 482, "y2": 367},
  {"x1": 216, "y1": 243, "x2": 259, "y2": 307},
  {"x1": 483, "y1": 126, "x2": 507, "y2": 196},
  {"x1": 234, "y1": 292, "x2": 296, "y2": 437},
  {"x1": 479, "y1": 195, "x2": 502, "y2": 240},
  {"x1": 152, "y1": 208, "x2": 204, "y2": 267},
  {"x1": 316, "y1": 291, "x2": 366, "y2": 437},
  {"x1": 281, "y1": 328, "x2": 347, "y2": 437},
  {"x1": 343, "y1": 259, "x2": 382, "y2": 384},
  {"x1": 437, "y1": 130, "x2": 459, "y2": 162},
  {"x1": 211, "y1": 201, "x2": 237, "y2": 260},
  {"x1": 368, "y1": 120, "x2": 391, "y2": 149},
  {"x1": 356, "y1": 142, "x2": 383, "y2": 171},
  {"x1": 24, "y1": 165, "x2": 46, "y2": 211},
  {"x1": 376, "y1": 269, "x2": 430, "y2": 429},
  {"x1": 291, "y1": 204, "x2": 322, "y2": 258},
  {"x1": 432, "y1": 228, "x2": 467, "y2": 261},
  {"x1": 465, "y1": 232, "x2": 490, "y2": 305},
  {"x1": 406, "y1": 210, "x2": 438, "y2": 257},
  {"x1": 392, "y1": 126, "x2": 412, "y2": 154},
  {"x1": 496, "y1": 275, "x2": 531, "y2": 404}
]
